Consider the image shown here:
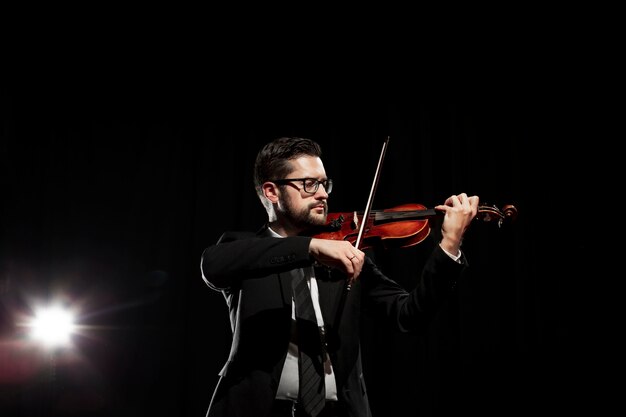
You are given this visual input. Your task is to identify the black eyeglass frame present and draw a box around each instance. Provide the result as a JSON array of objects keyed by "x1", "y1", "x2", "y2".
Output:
[{"x1": 271, "y1": 178, "x2": 333, "y2": 194}]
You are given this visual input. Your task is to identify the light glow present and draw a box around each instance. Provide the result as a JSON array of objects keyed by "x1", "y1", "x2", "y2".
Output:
[{"x1": 29, "y1": 305, "x2": 76, "y2": 348}]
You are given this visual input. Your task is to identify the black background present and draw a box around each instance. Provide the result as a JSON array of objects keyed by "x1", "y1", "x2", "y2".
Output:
[{"x1": 0, "y1": 26, "x2": 599, "y2": 417}]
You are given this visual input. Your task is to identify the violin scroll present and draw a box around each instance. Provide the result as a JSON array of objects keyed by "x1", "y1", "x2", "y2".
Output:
[{"x1": 475, "y1": 203, "x2": 518, "y2": 227}]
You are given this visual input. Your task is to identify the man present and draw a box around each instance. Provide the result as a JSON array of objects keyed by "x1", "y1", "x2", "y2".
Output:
[{"x1": 201, "y1": 136, "x2": 478, "y2": 417}]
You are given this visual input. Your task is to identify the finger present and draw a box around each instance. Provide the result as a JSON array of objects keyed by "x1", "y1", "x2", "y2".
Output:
[
  {"x1": 445, "y1": 194, "x2": 460, "y2": 207},
  {"x1": 347, "y1": 265, "x2": 362, "y2": 287},
  {"x1": 347, "y1": 248, "x2": 364, "y2": 262},
  {"x1": 345, "y1": 251, "x2": 364, "y2": 283}
]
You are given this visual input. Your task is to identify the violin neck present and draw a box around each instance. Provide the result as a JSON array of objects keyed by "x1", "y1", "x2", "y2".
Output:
[{"x1": 373, "y1": 209, "x2": 439, "y2": 223}]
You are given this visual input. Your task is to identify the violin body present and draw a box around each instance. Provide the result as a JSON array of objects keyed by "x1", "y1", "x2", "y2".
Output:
[{"x1": 313, "y1": 203, "x2": 432, "y2": 249}]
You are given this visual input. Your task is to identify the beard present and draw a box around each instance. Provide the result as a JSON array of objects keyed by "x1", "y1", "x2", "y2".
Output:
[{"x1": 280, "y1": 195, "x2": 328, "y2": 230}]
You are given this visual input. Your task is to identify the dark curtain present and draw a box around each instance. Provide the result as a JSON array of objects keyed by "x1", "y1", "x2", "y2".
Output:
[{"x1": 0, "y1": 69, "x2": 592, "y2": 417}]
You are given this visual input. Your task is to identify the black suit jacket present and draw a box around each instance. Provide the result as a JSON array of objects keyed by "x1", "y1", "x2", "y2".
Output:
[{"x1": 201, "y1": 225, "x2": 465, "y2": 417}]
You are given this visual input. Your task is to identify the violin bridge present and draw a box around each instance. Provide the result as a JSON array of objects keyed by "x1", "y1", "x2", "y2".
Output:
[{"x1": 352, "y1": 211, "x2": 359, "y2": 230}]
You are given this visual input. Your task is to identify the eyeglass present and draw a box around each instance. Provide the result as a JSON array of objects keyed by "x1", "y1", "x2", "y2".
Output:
[{"x1": 271, "y1": 178, "x2": 333, "y2": 194}]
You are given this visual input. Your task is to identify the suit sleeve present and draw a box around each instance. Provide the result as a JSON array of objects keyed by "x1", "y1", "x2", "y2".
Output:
[
  {"x1": 362, "y1": 244, "x2": 466, "y2": 332},
  {"x1": 200, "y1": 231, "x2": 313, "y2": 290}
]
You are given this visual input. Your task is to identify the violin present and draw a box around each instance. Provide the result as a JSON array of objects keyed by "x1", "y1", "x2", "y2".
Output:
[
  {"x1": 311, "y1": 203, "x2": 518, "y2": 250},
  {"x1": 323, "y1": 136, "x2": 518, "y2": 297},
  {"x1": 315, "y1": 136, "x2": 519, "y2": 330}
]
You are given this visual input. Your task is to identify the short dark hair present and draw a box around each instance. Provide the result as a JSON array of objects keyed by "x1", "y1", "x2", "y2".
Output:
[{"x1": 253, "y1": 137, "x2": 322, "y2": 195}]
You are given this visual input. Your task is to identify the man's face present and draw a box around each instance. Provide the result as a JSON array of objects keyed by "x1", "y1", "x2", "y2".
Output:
[{"x1": 276, "y1": 156, "x2": 329, "y2": 230}]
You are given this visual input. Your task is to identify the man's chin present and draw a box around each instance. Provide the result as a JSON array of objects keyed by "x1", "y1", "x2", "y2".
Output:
[{"x1": 309, "y1": 213, "x2": 328, "y2": 227}]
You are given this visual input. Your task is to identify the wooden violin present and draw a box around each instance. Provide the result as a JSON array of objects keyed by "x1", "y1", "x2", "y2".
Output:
[
  {"x1": 326, "y1": 136, "x2": 518, "y2": 295},
  {"x1": 311, "y1": 202, "x2": 518, "y2": 250}
]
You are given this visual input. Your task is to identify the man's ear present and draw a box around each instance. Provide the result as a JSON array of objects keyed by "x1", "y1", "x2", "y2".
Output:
[{"x1": 262, "y1": 182, "x2": 280, "y2": 204}]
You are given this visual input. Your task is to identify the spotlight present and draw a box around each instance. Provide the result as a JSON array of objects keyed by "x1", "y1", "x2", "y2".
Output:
[{"x1": 28, "y1": 305, "x2": 76, "y2": 348}]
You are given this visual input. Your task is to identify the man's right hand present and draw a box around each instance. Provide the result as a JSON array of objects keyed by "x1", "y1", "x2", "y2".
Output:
[{"x1": 309, "y1": 238, "x2": 365, "y2": 283}]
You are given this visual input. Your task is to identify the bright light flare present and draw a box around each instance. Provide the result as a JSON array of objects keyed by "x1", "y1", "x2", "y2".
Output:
[{"x1": 28, "y1": 305, "x2": 77, "y2": 348}]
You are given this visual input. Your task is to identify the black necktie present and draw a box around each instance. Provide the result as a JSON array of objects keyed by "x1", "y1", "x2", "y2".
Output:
[{"x1": 292, "y1": 269, "x2": 326, "y2": 417}]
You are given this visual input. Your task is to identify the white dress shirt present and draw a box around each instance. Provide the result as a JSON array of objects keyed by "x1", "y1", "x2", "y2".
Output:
[{"x1": 268, "y1": 228, "x2": 338, "y2": 401}]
